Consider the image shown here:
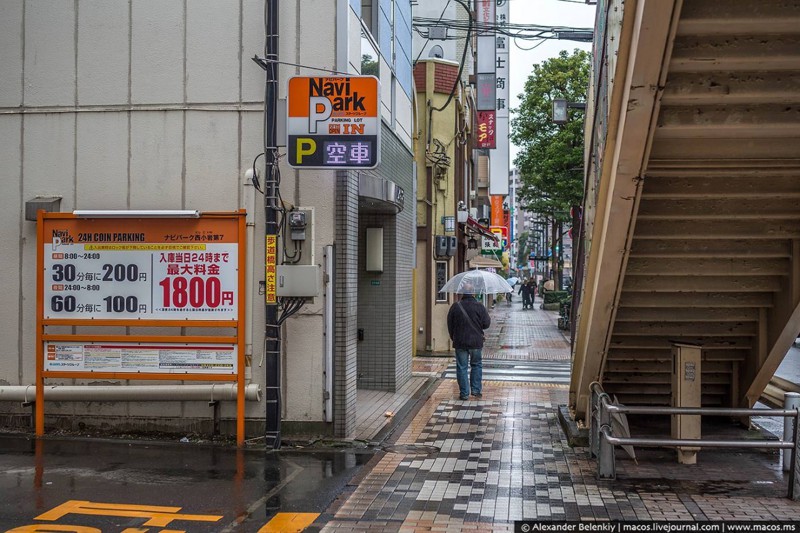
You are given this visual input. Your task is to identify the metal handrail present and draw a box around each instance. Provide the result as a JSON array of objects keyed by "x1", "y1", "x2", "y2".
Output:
[
  {"x1": 602, "y1": 400, "x2": 799, "y2": 418},
  {"x1": 600, "y1": 427, "x2": 795, "y2": 449},
  {"x1": 589, "y1": 381, "x2": 800, "y2": 500}
]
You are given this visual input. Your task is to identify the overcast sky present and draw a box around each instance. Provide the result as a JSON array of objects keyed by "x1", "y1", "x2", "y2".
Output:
[{"x1": 508, "y1": 0, "x2": 596, "y2": 162}]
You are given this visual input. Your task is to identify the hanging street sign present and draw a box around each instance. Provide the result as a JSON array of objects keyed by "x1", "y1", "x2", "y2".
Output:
[{"x1": 287, "y1": 76, "x2": 381, "y2": 169}]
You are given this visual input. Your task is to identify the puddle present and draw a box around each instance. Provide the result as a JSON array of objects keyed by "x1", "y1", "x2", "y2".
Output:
[{"x1": 382, "y1": 444, "x2": 440, "y2": 456}]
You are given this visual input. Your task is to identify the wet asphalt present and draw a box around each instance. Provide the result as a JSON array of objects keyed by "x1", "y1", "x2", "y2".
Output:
[{"x1": 0, "y1": 433, "x2": 374, "y2": 531}]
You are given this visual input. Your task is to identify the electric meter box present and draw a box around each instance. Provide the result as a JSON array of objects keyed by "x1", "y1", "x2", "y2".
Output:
[
  {"x1": 446, "y1": 236, "x2": 457, "y2": 257},
  {"x1": 276, "y1": 265, "x2": 321, "y2": 297},
  {"x1": 435, "y1": 235, "x2": 448, "y2": 257}
]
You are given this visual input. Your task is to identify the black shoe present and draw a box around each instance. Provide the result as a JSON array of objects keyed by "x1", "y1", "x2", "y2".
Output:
[
  {"x1": 459, "y1": 395, "x2": 469, "y2": 400},
  {"x1": 471, "y1": 393, "x2": 482, "y2": 398}
]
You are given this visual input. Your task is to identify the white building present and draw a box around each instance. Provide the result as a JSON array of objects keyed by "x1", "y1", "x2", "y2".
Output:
[{"x1": 0, "y1": 0, "x2": 414, "y2": 440}]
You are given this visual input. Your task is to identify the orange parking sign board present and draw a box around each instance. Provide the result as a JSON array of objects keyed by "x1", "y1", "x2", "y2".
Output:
[{"x1": 287, "y1": 76, "x2": 380, "y2": 169}]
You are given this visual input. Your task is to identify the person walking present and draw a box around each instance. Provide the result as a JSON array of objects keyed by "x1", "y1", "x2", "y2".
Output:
[
  {"x1": 447, "y1": 287, "x2": 491, "y2": 400},
  {"x1": 518, "y1": 279, "x2": 532, "y2": 309}
]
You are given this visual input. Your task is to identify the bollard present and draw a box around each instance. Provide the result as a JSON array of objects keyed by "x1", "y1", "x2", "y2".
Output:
[
  {"x1": 784, "y1": 392, "x2": 800, "y2": 472},
  {"x1": 590, "y1": 386, "x2": 599, "y2": 458},
  {"x1": 791, "y1": 410, "x2": 800, "y2": 500},
  {"x1": 597, "y1": 425, "x2": 616, "y2": 479}
]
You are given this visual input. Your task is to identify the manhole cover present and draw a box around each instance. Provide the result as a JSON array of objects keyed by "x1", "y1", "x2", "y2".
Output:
[{"x1": 382, "y1": 444, "x2": 440, "y2": 456}]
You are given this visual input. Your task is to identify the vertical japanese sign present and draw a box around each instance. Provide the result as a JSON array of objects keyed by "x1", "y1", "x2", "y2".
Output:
[
  {"x1": 287, "y1": 76, "x2": 380, "y2": 169},
  {"x1": 265, "y1": 235, "x2": 277, "y2": 304},
  {"x1": 475, "y1": 0, "x2": 496, "y2": 112},
  {"x1": 476, "y1": 111, "x2": 496, "y2": 148},
  {"x1": 490, "y1": 0, "x2": 510, "y2": 196}
]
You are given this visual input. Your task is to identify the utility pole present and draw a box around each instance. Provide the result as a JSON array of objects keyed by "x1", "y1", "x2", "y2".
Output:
[{"x1": 264, "y1": 0, "x2": 281, "y2": 449}]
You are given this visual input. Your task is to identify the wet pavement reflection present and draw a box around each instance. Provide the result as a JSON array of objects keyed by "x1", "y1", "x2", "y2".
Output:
[{"x1": 0, "y1": 434, "x2": 374, "y2": 531}]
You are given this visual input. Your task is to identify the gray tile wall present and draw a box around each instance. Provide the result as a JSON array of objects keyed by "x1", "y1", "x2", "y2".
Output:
[
  {"x1": 335, "y1": 168, "x2": 359, "y2": 438},
  {"x1": 335, "y1": 124, "x2": 414, "y2": 436},
  {"x1": 356, "y1": 125, "x2": 414, "y2": 391}
]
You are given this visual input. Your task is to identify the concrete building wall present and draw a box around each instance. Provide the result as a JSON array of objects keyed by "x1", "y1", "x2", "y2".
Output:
[
  {"x1": 0, "y1": 0, "x2": 266, "y2": 429},
  {"x1": 275, "y1": 1, "x2": 338, "y2": 426},
  {"x1": 0, "y1": 0, "x2": 413, "y2": 439}
]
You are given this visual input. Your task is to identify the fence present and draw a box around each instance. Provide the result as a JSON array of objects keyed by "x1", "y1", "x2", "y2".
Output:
[{"x1": 589, "y1": 382, "x2": 800, "y2": 500}]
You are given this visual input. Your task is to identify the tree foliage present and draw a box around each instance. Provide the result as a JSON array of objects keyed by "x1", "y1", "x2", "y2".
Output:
[
  {"x1": 510, "y1": 49, "x2": 591, "y2": 222},
  {"x1": 515, "y1": 231, "x2": 531, "y2": 266}
]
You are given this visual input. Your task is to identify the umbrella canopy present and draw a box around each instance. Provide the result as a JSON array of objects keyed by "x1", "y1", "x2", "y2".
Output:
[
  {"x1": 440, "y1": 270, "x2": 514, "y2": 294},
  {"x1": 506, "y1": 276, "x2": 519, "y2": 287}
]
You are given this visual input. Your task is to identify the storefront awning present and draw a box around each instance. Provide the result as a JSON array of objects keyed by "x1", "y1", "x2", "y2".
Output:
[
  {"x1": 461, "y1": 215, "x2": 498, "y2": 244},
  {"x1": 468, "y1": 255, "x2": 503, "y2": 269}
]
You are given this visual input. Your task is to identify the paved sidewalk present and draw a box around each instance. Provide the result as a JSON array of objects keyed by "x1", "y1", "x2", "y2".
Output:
[{"x1": 316, "y1": 298, "x2": 800, "y2": 531}]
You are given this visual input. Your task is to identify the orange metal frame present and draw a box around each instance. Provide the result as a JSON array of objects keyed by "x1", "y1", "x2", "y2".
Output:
[{"x1": 36, "y1": 210, "x2": 248, "y2": 445}]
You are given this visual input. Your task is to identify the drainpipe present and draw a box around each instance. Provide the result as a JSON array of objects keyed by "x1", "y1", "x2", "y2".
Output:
[
  {"x1": 243, "y1": 175, "x2": 256, "y2": 383},
  {"x1": 425, "y1": 166, "x2": 434, "y2": 351},
  {"x1": 0, "y1": 384, "x2": 261, "y2": 402}
]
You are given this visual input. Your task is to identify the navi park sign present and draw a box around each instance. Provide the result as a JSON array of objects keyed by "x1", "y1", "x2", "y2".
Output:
[{"x1": 287, "y1": 75, "x2": 380, "y2": 169}]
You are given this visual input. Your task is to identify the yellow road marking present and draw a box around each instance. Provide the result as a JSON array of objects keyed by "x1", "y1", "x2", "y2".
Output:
[
  {"x1": 35, "y1": 500, "x2": 221, "y2": 527},
  {"x1": 258, "y1": 512, "x2": 320, "y2": 532}
]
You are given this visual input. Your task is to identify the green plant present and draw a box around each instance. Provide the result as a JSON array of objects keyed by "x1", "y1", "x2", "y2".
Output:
[{"x1": 543, "y1": 290, "x2": 569, "y2": 304}]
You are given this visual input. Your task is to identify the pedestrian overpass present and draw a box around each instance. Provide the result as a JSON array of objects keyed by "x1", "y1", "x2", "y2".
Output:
[{"x1": 570, "y1": 0, "x2": 800, "y2": 422}]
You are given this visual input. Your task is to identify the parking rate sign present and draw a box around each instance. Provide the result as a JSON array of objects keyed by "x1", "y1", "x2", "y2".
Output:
[{"x1": 287, "y1": 76, "x2": 380, "y2": 169}]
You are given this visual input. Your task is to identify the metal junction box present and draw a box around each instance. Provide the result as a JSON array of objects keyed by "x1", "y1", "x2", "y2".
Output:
[{"x1": 276, "y1": 265, "x2": 321, "y2": 297}]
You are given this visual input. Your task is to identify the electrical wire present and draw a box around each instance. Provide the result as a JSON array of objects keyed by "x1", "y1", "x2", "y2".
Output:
[
  {"x1": 413, "y1": 0, "x2": 453, "y2": 66},
  {"x1": 412, "y1": 17, "x2": 592, "y2": 42},
  {"x1": 277, "y1": 297, "x2": 305, "y2": 325},
  {"x1": 513, "y1": 38, "x2": 549, "y2": 52},
  {"x1": 251, "y1": 152, "x2": 264, "y2": 193},
  {"x1": 431, "y1": 0, "x2": 472, "y2": 113}
]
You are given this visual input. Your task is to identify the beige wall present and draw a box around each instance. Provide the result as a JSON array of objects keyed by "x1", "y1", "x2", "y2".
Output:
[{"x1": 414, "y1": 60, "x2": 461, "y2": 354}]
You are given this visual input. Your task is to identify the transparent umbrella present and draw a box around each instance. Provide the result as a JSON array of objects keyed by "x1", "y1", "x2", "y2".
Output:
[{"x1": 440, "y1": 270, "x2": 514, "y2": 295}]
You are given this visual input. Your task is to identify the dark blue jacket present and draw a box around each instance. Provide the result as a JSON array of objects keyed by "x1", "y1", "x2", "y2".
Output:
[{"x1": 447, "y1": 295, "x2": 491, "y2": 349}]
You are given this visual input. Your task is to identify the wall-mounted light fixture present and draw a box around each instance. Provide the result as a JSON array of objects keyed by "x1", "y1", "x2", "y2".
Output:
[
  {"x1": 552, "y1": 98, "x2": 587, "y2": 125},
  {"x1": 366, "y1": 227, "x2": 384, "y2": 272}
]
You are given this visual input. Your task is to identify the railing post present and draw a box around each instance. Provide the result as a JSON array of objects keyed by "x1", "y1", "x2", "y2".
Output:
[
  {"x1": 590, "y1": 384, "x2": 600, "y2": 458},
  {"x1": 597, "y1": 425, "x2": 616, "y2": 479},
  {"x1": 784, "y1": 392, "x2": 800, "y2": 472},
  {"x1": 790, "y1": 410, "x2": 800, "y2": 500}
]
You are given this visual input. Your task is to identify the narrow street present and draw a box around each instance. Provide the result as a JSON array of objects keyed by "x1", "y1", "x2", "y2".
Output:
[{"x1": 2, "y1": 298, "x2": 798, "y2": 531}]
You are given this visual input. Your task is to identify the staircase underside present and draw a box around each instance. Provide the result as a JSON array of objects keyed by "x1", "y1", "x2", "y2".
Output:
[{"x1": 574, "y1": 0, "x2": 800, "y2": 414}]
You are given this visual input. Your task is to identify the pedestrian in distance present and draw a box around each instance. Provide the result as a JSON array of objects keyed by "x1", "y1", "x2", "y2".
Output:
[
  {"x1": 447, "y1": 284, "x2": 491, "y2": 401},
  {"x1": 518, "y1": 279, "x2": 532, "y2": 309}
]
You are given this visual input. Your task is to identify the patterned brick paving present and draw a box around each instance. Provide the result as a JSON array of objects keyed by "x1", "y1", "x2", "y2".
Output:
[{"x1": 318, "y1": 300, "x2": 800, "y2": 531}]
